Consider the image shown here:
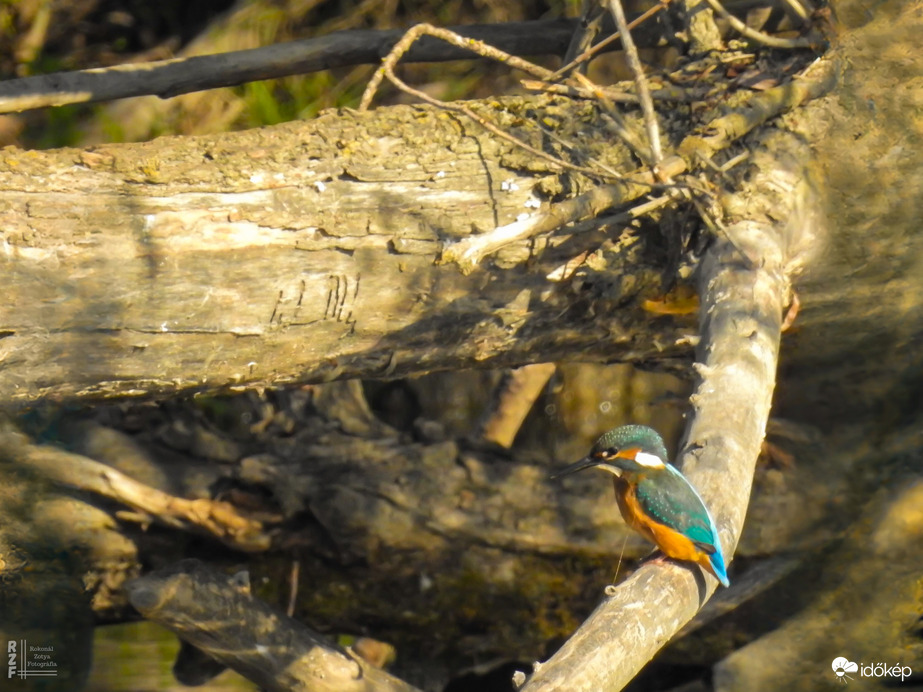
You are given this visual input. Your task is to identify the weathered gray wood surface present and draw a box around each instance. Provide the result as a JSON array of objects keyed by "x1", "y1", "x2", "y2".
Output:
[{"x1": 0, "y1": 95, "x2": 690, "y2": 405}]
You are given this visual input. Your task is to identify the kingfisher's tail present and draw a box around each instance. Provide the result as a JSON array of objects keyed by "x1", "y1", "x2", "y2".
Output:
[{"x1": 709, "y1": 550, "x2": 730, "y2": 587}]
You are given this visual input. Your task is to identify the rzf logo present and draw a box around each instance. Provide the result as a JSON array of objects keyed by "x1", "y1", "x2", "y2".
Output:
[{"x1": 7, "y1": 640, "x2": 16, "y2": 679}]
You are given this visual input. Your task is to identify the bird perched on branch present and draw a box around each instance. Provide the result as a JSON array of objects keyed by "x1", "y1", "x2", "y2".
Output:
[{"x1": 552, "y1": 424, "x2": 729, "y2": 587}]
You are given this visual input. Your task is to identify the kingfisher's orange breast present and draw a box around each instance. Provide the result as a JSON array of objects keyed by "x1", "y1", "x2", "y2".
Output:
[{"x1": 613, "y1": 477, "x2": 712, "y2": 569}]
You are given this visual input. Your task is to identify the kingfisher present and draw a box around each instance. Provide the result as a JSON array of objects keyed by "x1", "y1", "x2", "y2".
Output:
[{"x1": 553, "y1": 425, "x2": 729, "y2": 587}]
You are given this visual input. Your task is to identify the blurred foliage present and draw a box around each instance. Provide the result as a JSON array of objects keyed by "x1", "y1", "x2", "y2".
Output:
[{"x1": 21, "y1": 104, "x2": 89, "y2": 148}]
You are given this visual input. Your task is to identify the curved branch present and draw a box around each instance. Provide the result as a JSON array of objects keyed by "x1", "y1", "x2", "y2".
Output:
[
  {"x1": 518, "y1": 128, "x2": 822, "y2": 691},
  {"x1": 702, "y1": 0, "x2": 816, "y2": 48},
  {"x1": 605, "y1": 0, "x2": 663, "y2": 164}
]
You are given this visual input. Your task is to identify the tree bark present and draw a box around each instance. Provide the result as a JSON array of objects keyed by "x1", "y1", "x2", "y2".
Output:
[{"x1": 0, "y1": 94, "x2": 693, "y2": 405}]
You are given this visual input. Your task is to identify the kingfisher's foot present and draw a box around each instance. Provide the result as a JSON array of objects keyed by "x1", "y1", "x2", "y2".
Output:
[{"x1": 641, "y1": 550, "x2": 670, "y2": 567}]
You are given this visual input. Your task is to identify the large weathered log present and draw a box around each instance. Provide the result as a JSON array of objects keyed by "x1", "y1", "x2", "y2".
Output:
[{"x1": 0, "y1": 94, "x2": 694, "y2": 405}]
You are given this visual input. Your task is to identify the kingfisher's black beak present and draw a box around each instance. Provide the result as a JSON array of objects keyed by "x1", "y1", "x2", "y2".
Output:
[{"x1": 549, "y1": 455, "x2": 600, "y2": 479}]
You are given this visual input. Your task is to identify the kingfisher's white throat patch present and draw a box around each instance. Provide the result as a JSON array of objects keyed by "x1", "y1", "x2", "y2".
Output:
[{"x1": 634, "y1": 451, "x2": 666, "y2": 469}]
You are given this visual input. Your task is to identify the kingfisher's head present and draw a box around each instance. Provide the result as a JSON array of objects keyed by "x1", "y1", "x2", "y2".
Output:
[{"x1": 551, "y1": 424, "x2": 669, "y2": 479}]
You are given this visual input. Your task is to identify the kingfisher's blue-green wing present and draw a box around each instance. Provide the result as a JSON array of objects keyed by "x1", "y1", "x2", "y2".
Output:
[
  {"x1": 635, "y1": 466, "x2": 722, "y2": 554},
  {"x1": 634, "y1": 464, "x2": 729, "y2": 586}
]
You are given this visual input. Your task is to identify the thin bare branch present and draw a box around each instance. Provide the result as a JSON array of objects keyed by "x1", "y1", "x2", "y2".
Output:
[
  {"x1": 359, "y1": 24, "x2": 618, "y2": 178},
  {"x1": 379, "y1": 68, "x2": 612, "y2": 179},
  {"x1": 605, "y1": 0, "x2": 664, "y2": 166},
  {"x1": 286, "y1": 559, "x2": 300, "y2": 617},
  {"x1": 360, "y1": 24, "x2": 619, "y2": 181},
  {"x1": 360, "y1": 23, "x2": 555, "y2": 111},
  {"x1": 549, "y1": 1, "x2": 668, "y2": 80}
]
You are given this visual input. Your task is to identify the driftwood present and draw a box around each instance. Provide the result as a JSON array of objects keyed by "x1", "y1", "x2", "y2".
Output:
[
  {"x1": 0, "y1": 50, "x2": 835, "y2": 405},
  {"x1": 0, "y1": 93, "x2": 691, "y2": 405}
]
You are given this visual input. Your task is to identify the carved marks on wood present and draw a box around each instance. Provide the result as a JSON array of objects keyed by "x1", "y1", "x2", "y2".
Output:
[
  {"x1": 324, "y1": 273, "x2": 359, "y2": 324},
  {"x1": 268, "y1": 273, "x2": 359, "y2": 332}
]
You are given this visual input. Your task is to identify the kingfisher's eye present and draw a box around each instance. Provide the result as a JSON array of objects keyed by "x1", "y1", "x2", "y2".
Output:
[{"x1": 595, "y1": 447, "x2": 618, "y2": 459}]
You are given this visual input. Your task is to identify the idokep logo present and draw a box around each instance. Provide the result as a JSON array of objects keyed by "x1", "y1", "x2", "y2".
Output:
[
  {"x1": 832, "y1": 657, "x2": 912, "y2": 684},
  {"x1": 832, "y1": 657, "x2": 858, "y2": 684}
]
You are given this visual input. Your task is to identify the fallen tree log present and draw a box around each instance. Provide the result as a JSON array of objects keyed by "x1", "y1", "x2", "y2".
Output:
[{"x1": 0, "y1": 92, "x2": 695, "y2": 405}]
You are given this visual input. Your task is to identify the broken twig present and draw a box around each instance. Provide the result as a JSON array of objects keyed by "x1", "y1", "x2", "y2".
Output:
[{"x1": 702, "y1": 0, "x2": 816, "y2": 48}]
